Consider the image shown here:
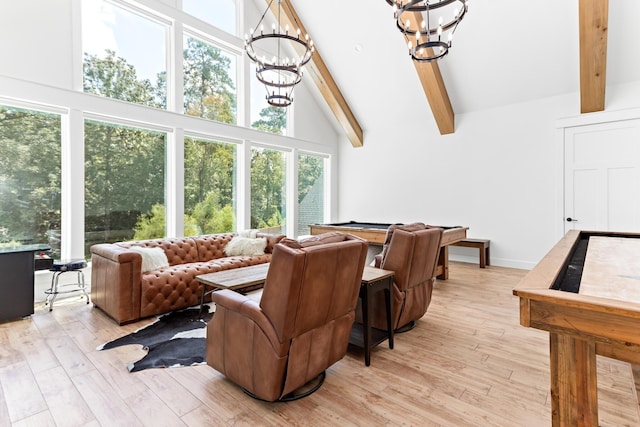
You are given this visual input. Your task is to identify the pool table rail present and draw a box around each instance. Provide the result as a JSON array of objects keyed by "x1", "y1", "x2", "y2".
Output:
[{"x1": 308, "y1": 222, "x2": 468, "y2": 280}]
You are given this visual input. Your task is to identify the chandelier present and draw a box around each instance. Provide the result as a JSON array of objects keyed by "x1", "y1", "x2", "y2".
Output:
[
  {"x1": 385, "y1": 0, "x2": 468, "y2": 62},
  {"x1": 245, "y1": 0, "x2": 314, "y2": 107}
]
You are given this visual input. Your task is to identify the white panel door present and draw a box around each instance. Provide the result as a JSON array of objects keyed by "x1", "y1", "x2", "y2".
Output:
[{"x1": 564, "y1": 119, "x2": 640, "y2": 233}]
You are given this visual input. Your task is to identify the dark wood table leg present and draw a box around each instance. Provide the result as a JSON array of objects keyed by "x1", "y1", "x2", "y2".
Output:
[
  {"x1": 384, "y1": 278, "x2": 394, "y2": 349},
  {"x1": 362, "y1": 284, "x2": 371, "y2": 366},
  {"x1": 198, "y1": 283, "x2": 214, "y2": 320}
]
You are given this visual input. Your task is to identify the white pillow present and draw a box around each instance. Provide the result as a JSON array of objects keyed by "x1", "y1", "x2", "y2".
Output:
[
  {"x1": 237, "y1": 229, "x2": 259, "y2": 238},
  {"x1": 129, "y1": 246, "x2": 170, "y2": 272},
  {"x1": 224, "y1": 236, "x2": 267, "y2": 256}
]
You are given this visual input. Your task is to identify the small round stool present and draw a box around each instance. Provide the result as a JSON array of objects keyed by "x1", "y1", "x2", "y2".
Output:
[{"x1": 45, "y1": 259, "x2": 89, "y2": 311}]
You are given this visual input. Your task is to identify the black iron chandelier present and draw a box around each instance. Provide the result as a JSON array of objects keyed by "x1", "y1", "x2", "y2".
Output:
[
  {"x1": 245, "y1": 0, "x2": 314, "y2": 107},
  {"x1": 385, "y1": 0, "x2": 468, "y2": 62}
]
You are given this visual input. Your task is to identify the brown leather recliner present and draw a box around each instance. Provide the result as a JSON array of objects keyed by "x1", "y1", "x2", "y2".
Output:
[
  {"x1": 206, "y1": 232, "x2": 368, "y2": 402},
  {"x1": 363, "y1": 224, "x2": 443, "y2": 332}
]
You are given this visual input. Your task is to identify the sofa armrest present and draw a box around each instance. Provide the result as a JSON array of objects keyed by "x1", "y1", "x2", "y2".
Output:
[
  {"x1": 90, "y1": 243, "x2": 143, "y2": 325},
  {"x1": 256, "y1": 233, "x2": 286, "y2": 254}
]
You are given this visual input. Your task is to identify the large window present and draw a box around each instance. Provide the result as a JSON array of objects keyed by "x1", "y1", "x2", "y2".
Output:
[
  {"x1": 0, "y1": 0, "x2": 333, "y2": 261},
  {"x1": 183, "y1": 0, "x2": 237, "y2": 35},
  {"x1": 184, "y1": 137, "x2": 237, "y2": 235},
  {"x1": 84, "y1": 120, "x2": 166, "y2": 256},
  {"x1": 0, "y1": 106, "x2": 61, "y2": 257},
  {"x1": 297, "y1": 154, "x2": 325, "y2": 235},
  {"x1": 183, "y1": 35, "x2": 237, "y2": 124},
  {"x1": 251, "y1": 147, "x2": 287, "y2": 234},
  {"x1": 249, "y1": 61, "x2": 288, "y2": 136},
  {"x1": 82, "y1": 0, "x2": 167, "y2": 109}
]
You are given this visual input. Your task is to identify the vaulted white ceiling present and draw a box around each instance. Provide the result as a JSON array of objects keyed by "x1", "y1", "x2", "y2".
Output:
[{"x1": 263, "y1": 1, "x2": 640, "y2": 144}]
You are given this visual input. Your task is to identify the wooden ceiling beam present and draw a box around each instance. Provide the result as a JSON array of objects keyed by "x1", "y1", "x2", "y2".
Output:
[
  {"x1": 265, "y1": 0, "x2": 364, "y2": 147},
  {"x1": 579, "y1": 0, "x2": 608, "y2": 113},
  {"x1": 413, "y1": 59, "x2": 455, "y2": 135},
  {"x1": 409, "y1": 13, "x2": 455, "y2": 135}
]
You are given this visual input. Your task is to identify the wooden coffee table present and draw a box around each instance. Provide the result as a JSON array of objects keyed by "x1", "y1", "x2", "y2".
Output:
[{"x1": 195, "y1": 263, "x2": 269, "y2": 317}]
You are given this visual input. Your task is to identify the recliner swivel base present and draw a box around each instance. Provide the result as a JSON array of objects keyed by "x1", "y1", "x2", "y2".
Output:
[{"x1": 241, "y1": 371, "x2": 326, "y2": 402}]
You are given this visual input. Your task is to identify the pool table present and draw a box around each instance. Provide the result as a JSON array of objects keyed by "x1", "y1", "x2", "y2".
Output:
[{"x1": 309, "y1": 221, "x2": 468, "y2": 280}]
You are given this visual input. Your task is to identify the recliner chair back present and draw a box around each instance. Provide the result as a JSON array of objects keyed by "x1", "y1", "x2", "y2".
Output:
[
  {"x1": 363, "y1": 225, "x2": 443, "y2": 331},
  {"x1": 207, "y1": 232, "x2": 368, "y2": 401},
  {"x1": 261, "y1": 238, "x2": 367, "y2": 395},
  {"x1": 382, "y1": 228, "x2": 442, "y2": 293}
]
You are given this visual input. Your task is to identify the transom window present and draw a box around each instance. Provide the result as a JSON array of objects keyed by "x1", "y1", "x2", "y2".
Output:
[
  {"x1": 183, "y1": 34, "x2": 238, "y2": 124},
  {"x1": 182, "y1": 0, "x2": 237, "y2": 35},
  {"x1": 82, "y1": 0, "x2": 167, "y2": 109}
]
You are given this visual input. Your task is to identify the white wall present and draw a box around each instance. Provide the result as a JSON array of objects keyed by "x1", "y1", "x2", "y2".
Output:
[
  {"x1": 338, "y1": 81, "x2": 640, "y2": 269},
  {"x1": 0, "y1": 0, "x2": 76, "y2": 89}
]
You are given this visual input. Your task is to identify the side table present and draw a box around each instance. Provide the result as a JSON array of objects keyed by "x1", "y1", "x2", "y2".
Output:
[{"x1": 349, "y1": 266, "x2": 395, "y2": 366}]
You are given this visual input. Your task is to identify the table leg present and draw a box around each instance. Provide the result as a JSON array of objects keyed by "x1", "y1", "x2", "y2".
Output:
[
  {"x1": 384, "y1": 279, "x2": 394, "y2": 349},
  {"x1": 436, "y1": 246, "x2": 449, "y2": 280},
  {"x1": 549, "y1": 333, "x2": 598, "y2": 427},
  {"x1": 362, "y1": 284, "x2": 371, "y2": 367},
  {"x1": 479, "y1": 247, "x2": 486, "y2": 268},
  {"x1": 198, "y1": 283, "x2": 210, "y2": 320}
]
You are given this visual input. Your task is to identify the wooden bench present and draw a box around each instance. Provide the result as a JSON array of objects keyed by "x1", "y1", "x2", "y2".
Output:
[{"x1": 451, "y1": 238, "x2": 490, "y2": 268}]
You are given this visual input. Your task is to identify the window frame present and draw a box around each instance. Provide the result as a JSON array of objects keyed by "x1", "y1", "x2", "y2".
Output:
[{"x1": 0, "y1": 0, "x2": 337, "y2": 261}]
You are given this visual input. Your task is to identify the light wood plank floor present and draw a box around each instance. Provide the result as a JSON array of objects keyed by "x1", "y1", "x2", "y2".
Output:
[{"x1": 1, "y1": 262, "x2": 639, "y2": 426}]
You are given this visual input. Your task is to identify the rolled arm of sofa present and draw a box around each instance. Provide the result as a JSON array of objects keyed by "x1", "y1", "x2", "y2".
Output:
[
  {"x1": 256, "y1": 232, "x2": 285, "y2": 253},
  {"x1": 90, "y1": 243, "x2": 144, "y2": 325}
]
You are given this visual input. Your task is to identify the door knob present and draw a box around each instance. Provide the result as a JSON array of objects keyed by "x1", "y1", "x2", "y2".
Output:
[{"x1": 566, "y1": 217, "x2": 578, "y2": 222}]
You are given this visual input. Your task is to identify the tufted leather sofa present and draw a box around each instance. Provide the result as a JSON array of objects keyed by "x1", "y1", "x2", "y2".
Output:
[{"x1": 90, "y1": 232, "x2": 285, "y2": 325}]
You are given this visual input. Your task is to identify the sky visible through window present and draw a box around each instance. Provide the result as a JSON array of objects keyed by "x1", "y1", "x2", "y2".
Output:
[
  {"x1": 82, "y1": 0, "x2": 166, "y2": 83},
  {"x1": 83, "y1": 0, "x2": 285, "y2": 127},
  {"x1": 183, "y1": 0, "x2": 236, "y2": 35}
]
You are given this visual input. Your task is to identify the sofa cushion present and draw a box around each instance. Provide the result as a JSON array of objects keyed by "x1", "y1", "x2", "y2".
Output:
[
  {"x1": 224, "y1": 236, "x2": 267, "y2": 256},
  {"x1": 193, "y1": 233, "x2": 235, "y2": 262},
  {"x1": 128, "y1": 246, "x2": 169, "y2": 272},
  {"x1": 119, "y1": 238, "x2": 199, "y2": 266},
  {"x1": 139, "y1": 255, "x2": 271, "y2": 318}
]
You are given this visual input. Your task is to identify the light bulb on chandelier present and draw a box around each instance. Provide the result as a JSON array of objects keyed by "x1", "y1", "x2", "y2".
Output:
[
  {"x1": 244, "y1": 0, "x2": 315, "y2": 107},
  {"x1": 385, "y1": 0, "x2": 468, "y2": 63}
]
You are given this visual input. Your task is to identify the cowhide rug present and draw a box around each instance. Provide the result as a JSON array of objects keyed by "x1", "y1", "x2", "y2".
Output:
[{"x1": 97, "y1": 306, "x2": 213, "y2": 372}]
